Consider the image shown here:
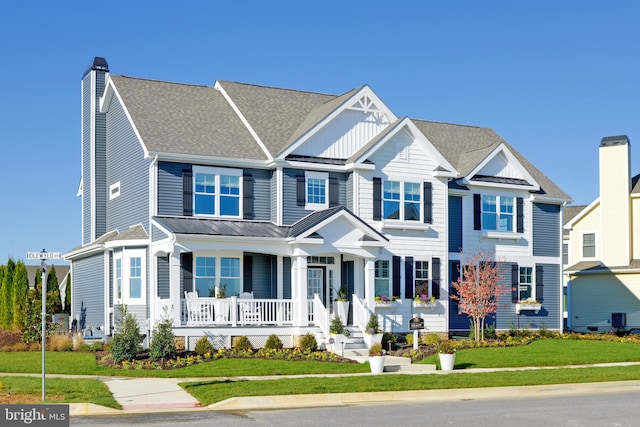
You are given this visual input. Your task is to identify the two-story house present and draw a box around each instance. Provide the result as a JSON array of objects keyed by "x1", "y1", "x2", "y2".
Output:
[
  {"x1": 65, "y1": 58, "x2": 569, "y2": 349},
  {"x1": 564, "y1": 135, "x2": 640, "y2": 332}
]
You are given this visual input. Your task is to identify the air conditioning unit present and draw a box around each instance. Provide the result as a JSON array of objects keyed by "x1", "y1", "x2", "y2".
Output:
[{"x1": 612, "y1": 312, "x2": 626, "y2": 329}]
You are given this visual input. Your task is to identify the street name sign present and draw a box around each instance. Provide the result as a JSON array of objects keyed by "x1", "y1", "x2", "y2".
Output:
[{"x1": 26, "y1": 252, "x2": 61, "y2": 260}]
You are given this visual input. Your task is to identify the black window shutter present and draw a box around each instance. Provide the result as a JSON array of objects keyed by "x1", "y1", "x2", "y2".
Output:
[
  {"x1": 535, "y1": 264, "x2": 544, "y2": 302},
  {"x1": 243, "y1": 173, "x2": 253, "y2": 220},
  {"x1": 243, "y1": 254, "x2": 253, "y2": 293},
  {"x1": 329, "y1": 176, "x2": 339, "y2": 207},
  {"x1": 516, "y1": 197, "x2": 524, "y2": 233},
  {"x1": 511, "y1": 264, "x2": 519, "y2": 303},
  {"x1": 180, "y1": 252, "x2": 193, "y2": 293},
  {"x1": 405, "y1": 256, "x2": 414, "y2": 299},
  {"x1": 432, "y1": 257, "x2": 441, "y2": 299},
  {"x1": 392, "y1": 255, "x2": 401, "y2": 298},
  {"x1": 473, "y1": 194, "x2": 481, "y2": 230},
  {"x1": 423, "y1": 182, "x2": 433, "y2": 224},
  {"x1": 182, "y1": 169, "x2": 193, "y2": 216},
  {"x1": 296, "y1": 176, "x2": 306, "y2": 206},
  {"x1": 451, "y1": 261, "x2": 461, "y2": 309},
  {"x1": 373, "y1": 177, "x2": 382, "y2": 220}
]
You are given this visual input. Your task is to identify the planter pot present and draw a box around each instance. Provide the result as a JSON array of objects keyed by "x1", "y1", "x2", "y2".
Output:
[
  {"x1": 412, "y1": 301, "x2": 436, "y2": 309},
  {"x1": 364, "y1": 333, "x2": 383, "y2": 348},
  {"x1": 369, "y1": 355, "x2": 385, "y2": 374},
  {"x1": 439, "y1": 353, "x2": 456, "y2": 371},
  {"x1": 334, "y1": 301, "x2": 350, "y2": 323}
]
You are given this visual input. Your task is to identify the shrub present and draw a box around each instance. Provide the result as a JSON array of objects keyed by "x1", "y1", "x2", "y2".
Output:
[
  {"x1": 405, "y1": 333, "x2": 414, "y2": 346},
  {"x1": 365, "y1": 314, "x2": 380, "y2": 334},
  {"x1": 234, "y1": 335, "x2": 253, "y2": 352},
  {"x1": 298, "y1": 333, "x2": 317, "y2": 352},
  {"x1": 110, "y1": 305, "x2": 143, "y2": 363},
  {"x1": 422, "y1": 333, "x2": 441, "y2": 347},
  {"x1": 264, "y1": 334, "x2": 283, "y2": 350},
  {"x1": 194, "y1": 336, "x2": 214, "y2": 356},
  {"x1": 149, "y1": 313, "x2": 177, "y2": 362},
  {"x1": 47, "y1": 333, "x2": 72, "y2": 351},
  {"x1": 329, "y1": 316, "x2": 349, "y2": 336},
  {"x1": 381, "y1": 332, "x2": 397, "y2": 351}
]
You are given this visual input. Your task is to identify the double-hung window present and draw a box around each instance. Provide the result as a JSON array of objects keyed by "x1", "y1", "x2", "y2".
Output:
[
  {"x1": 414, "y1": 260, "x2": 429, "y2": 297},
  {"x1": 374, "y1": 260, "x2": 390, "y2": 297},
  {"x1": 383, "y1": 181, "x2": 421, "y2": 221},
  {"x1": 195, "y1": 256, "x2": 216, "y2": 297},
  {"x1": 582, "y1": 233, "x2": 596, "y2": 258},
  {"x1": 193, "y1": 166, "x2": 242, "y2": 217},
  {"x1": 482, "y1": 195, "x2": 514, "y2": 231},
  {"x1": 113, "y1": 249, "x2": 146, "y2": 304},
  {"x1": 519, "y1": 267, "x2": 533, "y2": 301},
  {"x1": 305, "y1": 171, "x2": 328, "y2": 210},
  {"x1": 194, "y1": 255, "x2": 241, "y2": 297}
]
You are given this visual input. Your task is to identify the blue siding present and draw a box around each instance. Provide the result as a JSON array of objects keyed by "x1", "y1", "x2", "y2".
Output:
[
  {"x1": 283, "y1": 257, "x2": 292, "y2": 299},
  {"x1": 247, "y1": 253, "x2": 275, "y2": 298},
  {"x1": 95, "y1": 70, "x2": 107, "y2": 239},
  {"x1": 105, "y1": 95, "x2": 150, "y2": 233},
  {"x1": 82, "y1": 73, "x2": 92, "y2": 245},
  {"x1": 448, "y1": 196, "x2": 463, "y2": 253},
  {"x1": 282, "y1": 168, "x2": 348, "y2": 225},
  {"x1": 157, "y1": 162, "x2": 185, "y2": 216},
  {"x1": 157, "y1": 255, "x2": 170, "y2": 299},
  {"x1": 252, "y1": 169, "x2": 271, "y2": 221},
  {"x1": 346, "y1": 172, "x2": 353, "y2": 211},
  {"x1": 72, "y1": 254, "x2": 105, "y2": 331},
  {"x1": 448, "y1": 261, "x2": 470, "y2": 331},
  {"x1": 533, "y1": 203, "x2": 561, "y2": 257},
  {"x1": 271, "y1": 170, "x2": 277, "y2": 223}
]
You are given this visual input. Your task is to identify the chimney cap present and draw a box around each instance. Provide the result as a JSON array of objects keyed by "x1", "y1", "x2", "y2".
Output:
[
  {"x1": 82, "y1": 57, "x2": 109, "y2": 77},
  {"x1": 600, "y1": 135, "x2": 629, "y2": 147}
]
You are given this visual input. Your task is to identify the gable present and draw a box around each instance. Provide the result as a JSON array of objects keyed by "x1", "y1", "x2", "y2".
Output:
[
  {"x1": 466, "y1": 144, "x2": 540, "y2": 191},
  {"x1": 279, "y1": 86, "x2": 397, "y2": 160}
]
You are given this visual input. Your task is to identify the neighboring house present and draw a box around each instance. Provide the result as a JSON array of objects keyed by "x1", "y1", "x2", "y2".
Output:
[
  {"x1": 65, "y1": 57, "x2": 569, "y2": 349},
  {"x1": 564, "y1": 135, "x2": 640, "y2": 332}
]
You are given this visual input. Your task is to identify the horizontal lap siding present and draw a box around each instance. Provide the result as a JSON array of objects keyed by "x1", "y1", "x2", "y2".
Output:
[
  {"x1": 247, "y1": 253, "x2": 275, "y2": 298},
  {"x1": 157, "y1": 255, "x2": 170, "y2": 299},
  {"x1": 73, "y1": 254, "x2": 105, "y2": 331},
  {"x1": 448, "y1": 196, "x2": 463, "y2": 253},
  {"x1": 251, "y1": 169, "x2": 271, "y2": 220},
  {"x1": 157, "y1": 162, "x2": 184, "y2": 216},
  {"x1": 271, "y1": 170, "x2": 277, "y2": 223},
  {"x1": 282, "y1": 168, "x2": 347, "y2": 225},
  {"x1": 82, "y1": 73, "x2": 92, "y2": 245},
  {"x1": 106, "y1": 96, "x2": 150, "y2": 233},
  {"x1": 533, "y1": 203, "x2": 561, "y2": 257}
]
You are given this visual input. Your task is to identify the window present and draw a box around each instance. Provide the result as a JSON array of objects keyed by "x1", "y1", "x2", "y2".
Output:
[
  {"x1": 305, "y1": 171, "x2": 328, "y2": 209},
  {"x1": 195, "y1": 257, "x2": 216, "y2": 297},
  {"x1": 414, "y1": 260, "x2": 429, "y2": 297},
  {"x1": 563, "y1": 243, "x2": 568, "y2": 265},
  {"x1": 384, "y1": 181, "x2": 421, "y2": 221},
  {"x1": 482, "y1": 195, "x2": 514, "y2": 231},
  {"x1": 583, "y1": 233, "x2": 596, "y2": 258},
  {"x1": 113, "y1": 249, "x2": 146, "y2": 304},
  {"x1": 114, "y1": 256, "x2": 122, "y2": 302},
  {"x1": 374, "y1": 260, "x2": 390, "y2": 297},
  {"x1": 109, "y1": 181, "x2": 121, "y2": 200},
  {"x1": 194, "y1": 255, "x2": 241, "y2": 297},
  {"x1": 193, "y1": 166, "x2": 242, "y2": 217},
  {"x1": 519, "y1": 267, "x2": 533, "y2": 301}
]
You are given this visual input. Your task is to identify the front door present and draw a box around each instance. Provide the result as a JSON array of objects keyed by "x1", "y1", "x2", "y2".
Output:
[{"x1": 308, "y1": 267, "x2": 326, "y2": 305}]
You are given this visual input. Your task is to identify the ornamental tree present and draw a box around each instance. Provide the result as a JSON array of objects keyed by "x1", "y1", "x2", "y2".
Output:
[{"x1": 450, "y1": 251, "x2": 508, "y2": 341}]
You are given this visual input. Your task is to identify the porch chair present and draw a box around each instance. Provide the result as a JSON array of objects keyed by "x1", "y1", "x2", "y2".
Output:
[
  {"x1": 184, "y1": 291, "x2": 211, "y2": 324},
  {"x1": 239, "y1": 293, "x2": 261, "y2": 324}
]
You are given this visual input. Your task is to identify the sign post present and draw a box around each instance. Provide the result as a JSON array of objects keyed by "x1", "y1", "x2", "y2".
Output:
[
  {"x1": 26, "y1": 249, "x2": 61, "y2": 401},
  {"x1": 409, "y1": 316, "x2": 425, "y2": 350}
]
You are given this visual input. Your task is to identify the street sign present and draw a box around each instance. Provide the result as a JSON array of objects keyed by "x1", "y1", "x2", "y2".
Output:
[
  {"x1": 26, "y1": 251, "x2": 61, "y2": 260},
  {"x1": 409, "y1": 316, "x2": 424, "y2": 330}
]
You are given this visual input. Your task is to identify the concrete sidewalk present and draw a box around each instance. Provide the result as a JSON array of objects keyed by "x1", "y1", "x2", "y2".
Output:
[{"x1": 64, "y1": 360, "x2": 640, "y2": 415}]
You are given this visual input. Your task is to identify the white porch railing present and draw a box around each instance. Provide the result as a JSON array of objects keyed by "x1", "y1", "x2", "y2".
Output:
[
  {"x1": 157, "y1": 297, "x2": 295, "y2": 327},
  {"x1": 352, "y1": 294, "x2": 370, "y2": 333},
  {"x1": 313, "y1": 294, "x2": 330, "y2": 338}
]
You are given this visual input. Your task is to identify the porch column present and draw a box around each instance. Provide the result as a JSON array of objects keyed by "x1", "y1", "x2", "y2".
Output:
[
  {"x1": 170, "y1": 251, "x2": 182, "y2": 327},
  {"x1": 291, "y1": 254, "x2": 308, "y2": 326},
  {"x1": 276, "y1": 255, "x2": 284, "y2": 299},
  {"x1": 364, "y1": 258, "x2": 376, "y2": 309}
]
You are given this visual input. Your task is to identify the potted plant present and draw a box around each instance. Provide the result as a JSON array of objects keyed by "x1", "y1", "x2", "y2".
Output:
[
  {"x1": 213, "y1": 284, "x2": 229, "y2": 322},
  {"x1": 374, "y1": 295, "x2": 398, "y2": 307},
  {"x1": 516, "y1": 297, "x2": 541, "y2": 314},
  {"x1": 329, "y1": 316, "x2": 350, "y2": 354},
  {"x1": 438, "y1": 339, "x2": 456, "y2": 371},
  {"x1": 334, "y1": 286, "x2": 350, "y2": 323},
  {"x1": 368, "y1": 343, "x2": 385, "y2": 374},
  {"x1": 413, "y1": 294, "x2": 436, "y2": 308},
  {"x1": 363, "y1": 313, "x2": 383, "y2": 348}
]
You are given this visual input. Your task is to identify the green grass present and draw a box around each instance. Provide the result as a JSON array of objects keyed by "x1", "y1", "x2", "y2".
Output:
[
  {"x1": 0, "y1": 376, "x2": 119, "y2": 408},
  {"x1": 419, "y1": 339, "x2": 640, "y2": 368},
  {"x1": 184, "y1": 365, "x2": 640, "y2": 405},
  {"x1": 0, "y1": 351, "x2": 369, "y2": 377}
]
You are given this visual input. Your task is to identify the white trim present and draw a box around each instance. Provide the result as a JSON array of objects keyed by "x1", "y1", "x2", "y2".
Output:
[
  {"x1": 305, "y1": 170, "x2": 329, "y2": 210},
  {"x1": 580, "y1": 231, "x2": 598, "y2": 261},
  {"x1": 481, "y1": 231, "x2": 522, "y2": 240},
  {"x1": 122, "y1": 248, "x2": 147, "y2": 305},
  {"x1": 465, "y1": 143, "x2": 540, "y2": 192},
  {"x1": 192, "y1": 165, "x2": 243, "y2": 218},
  {"x1": 109, "y1": 181, "x2": 121, "y2": 200}
]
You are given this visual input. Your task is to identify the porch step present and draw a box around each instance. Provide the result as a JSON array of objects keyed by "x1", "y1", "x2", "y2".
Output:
[{"x1": 341, "y1": 348, "x2": 436, "y2": 373}]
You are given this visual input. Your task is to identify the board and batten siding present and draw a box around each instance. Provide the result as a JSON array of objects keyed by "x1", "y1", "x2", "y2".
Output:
[
  {"x1": 105, "y1": 95, "x2": 150, "y2": 233},
  {"x1": 282, "y1": 168, "x2": 347, "y2": 225},
  {"x1": 72, "y1": 253, "x2": 105, "y2": 331},
  {"x1": 448, "y1": 196, "x2": 463, "y2": 253},
  {"x1": 532, "y1": 203, "x2": 561, "y2": 257}
]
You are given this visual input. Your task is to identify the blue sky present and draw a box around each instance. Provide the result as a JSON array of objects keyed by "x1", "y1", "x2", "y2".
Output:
[{"x1": 2, "y1": 1, "x2": 639, "y2": 265}]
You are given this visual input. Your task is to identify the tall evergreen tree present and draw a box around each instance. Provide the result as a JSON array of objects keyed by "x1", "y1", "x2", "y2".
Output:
[
  {"x1": 63, "y1": 273, "x2": 71, "y2": 315},
  {"x1": 46, "y1": 266, "x2": 62, "y2": 314},
  {"x1": 11, "y1": 261, "x2": 29, "y2": 330},
  {"x1": 0, "y1": 258, "x2": 16, "y2": 329}
]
